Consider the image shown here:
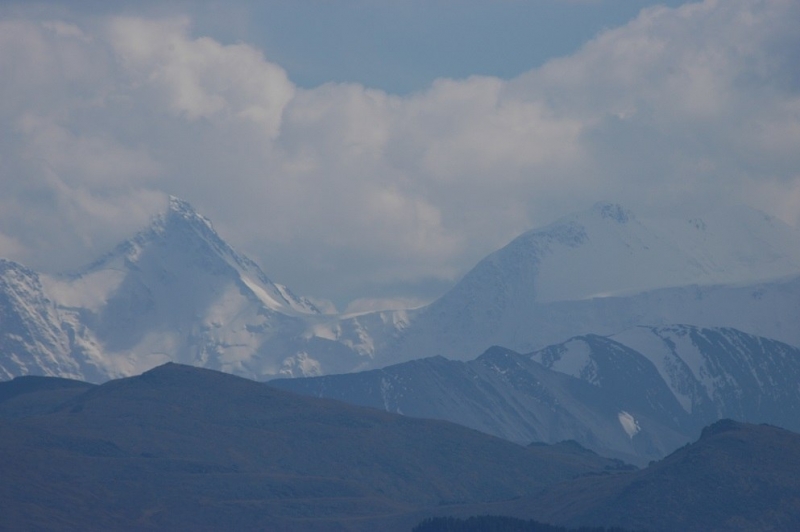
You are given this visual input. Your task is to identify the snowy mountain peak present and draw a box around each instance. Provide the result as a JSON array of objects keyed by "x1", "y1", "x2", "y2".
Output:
[
  {"x1": 20, "y1": 196, "x2": 325, "y2": 379},
  {"x1": 0, "y1": 258, "x2": 34, "y2": 279},
  {"x1": 520, "y1": 202, "x2": 640, "y2": 252},
  {"x1": 147, "y1": 196, "x2": 231, "y2": 259},
  {"x1": 168, "y1": 195, "x2": 200, "y2": 215},
  {"x1": 166, "y1": 195, "x2": 214, "y2": 229},
  {"x1": 73, "y1": 196, "x2": 231, "y2": 277},
  {"x1": 450, "y1": 202, "x2": 800, "y2": 306},
  {"x1": 86, "y1": 196, "x2": 321, "y2": 316},
  {"x1": 155, "y1": 196, "x2": 234, "y2": 257}
]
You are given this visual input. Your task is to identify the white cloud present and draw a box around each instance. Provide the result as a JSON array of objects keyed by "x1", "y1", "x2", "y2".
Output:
[
  {"x1": 17, "y1": 114, "x2": 162, "y2": 187},
  {"x1": 0, "y1": 0, "x2": 799, "y2": 306},
  {"x1": 108, "y1": 16, "x2": 294, "y2": 135},
  {"x1": 41, "y1": 20, "x2": 91, "y2": 42}
]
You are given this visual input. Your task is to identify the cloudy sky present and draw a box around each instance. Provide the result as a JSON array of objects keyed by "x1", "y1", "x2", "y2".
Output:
[{"x1": 1, "y1": 0, "x2": 799, "y2": 312}]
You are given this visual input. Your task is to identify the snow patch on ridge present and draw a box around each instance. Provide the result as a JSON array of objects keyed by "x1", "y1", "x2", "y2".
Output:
[
  {"x1": 308, "y1": 322, "x2": 340, "y2": 342},
  {"x1": 240, "y1": 275, "x2": 288, "y2": 312},
  {"x1": 618, "y1": 411, "x2": 640, "y2": 438}
]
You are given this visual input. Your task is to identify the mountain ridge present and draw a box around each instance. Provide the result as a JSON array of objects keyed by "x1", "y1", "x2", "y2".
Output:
[
  {"x1": 0, "y1": 362, "x2": 625, "y2": 531},
  {"x1": 20, "y1": 197, "x2": 360, "y2": 380},
  {"x1": 3, "y1": 199, "x2": 800, "y2": 382},
  {"x1": 273, "y1": 324, "x2": 800, "y2": 464},
  {"x1": 503, "y1": 419, "x2": 800, "y2": 531},
  {"x1": 357, "y1": 201, "x2": 800, "y2": 365}
]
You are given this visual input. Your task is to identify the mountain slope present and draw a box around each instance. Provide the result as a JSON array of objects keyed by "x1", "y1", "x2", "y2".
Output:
[
  {"x1": 0, "y1": 363, "x2": 622, "y2": 531},
  {"x1": 43, "y1": 197, "x2": 325, "y2": 377},
  {"x1": 1, "y1": 198, "x2": 370, "y2": 381},
  {"x1": 275, "y1": 325, "x2": 800, "y2": 464},
  {"x1": 0, "y1": 260, "x2": 108, "y2": 381},
  {"x1": 3, "y1": 201, "x2": 800, "y2": 381},
  {"x1": 0, "y1": 375, "x2": 94, "y2": 419},
  {"x1": 272, "y1": 345, "x2": 692, "y2": 465},
  {"x1": 357, "y1": 204, "x2": 800, "y2": 365},
  {"x1": 504, "y1": 420, "x2": 800, "y2": 532},
  {"x1": 534, "y1": 325, "x2": 800, "y2": 433},
  {"x1": 443, "y1": 202, "x2": 800, "y2": 305}
]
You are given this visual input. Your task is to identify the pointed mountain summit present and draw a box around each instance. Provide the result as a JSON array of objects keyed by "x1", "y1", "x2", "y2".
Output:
[
  {"x1": 60, "y1": 196, "x2": 320, "y2": 317},
  {"x1": 23, "y1": 197, "x2": 352, "y2": 381}
]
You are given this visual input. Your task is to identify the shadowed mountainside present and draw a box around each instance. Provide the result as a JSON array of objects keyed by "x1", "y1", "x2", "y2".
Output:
[
  {"x1": 487, "y1": 420, "x2": 800, "y2": 532},
  {"x1": 0, "y1": 363, "x2": 623, "y2": 531},
  {"x1": 413, "y1": 515, "x2": 633, "y2": 532},
  {"x1": 0, "y1": 374, "x2": 95, "y2": 419},
  {"x1": 273, "y1": 326, "x2": 800, "y2": 466}
]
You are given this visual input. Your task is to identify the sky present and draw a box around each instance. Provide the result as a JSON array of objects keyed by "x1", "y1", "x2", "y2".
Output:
[{"x1": 1, "y1": 0, "x2": 799, "y2": 312}]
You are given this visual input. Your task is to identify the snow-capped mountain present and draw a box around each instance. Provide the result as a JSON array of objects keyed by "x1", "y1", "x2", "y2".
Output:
[
  {"x1": 3, "y1": 200, "x2": 800, "y2": 382},
  {"x1": 352, "y1": 202, "x2": 800, "y2": 366},
  {"x1": 1, "y1": 198, "x2": 368, "y2": 381},
  {"x1": 0, "y1": 260, "x2": 95, "y2": 380},
  {"x1": 49, "y1": 196, "x2": 321, "y2": 317},
  {"x1": 273, "y1": 325, "x2": 800, "y2": 464},
  {"x1": 535, "y1": 325, "x2": 800, "y2": 431}
]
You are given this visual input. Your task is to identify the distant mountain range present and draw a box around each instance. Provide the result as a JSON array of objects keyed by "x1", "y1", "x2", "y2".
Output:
[
  {"x1": 273, "y1": 325, "x2": 800, "y2": 464},
  {"x1": 0, "y1": 363, "x2": 624, "y2": 531},
  {"x1": 2, "y1": 365, "x2": 798, "y2": 531},
  {"x1": 2, "y1": 198, "x2": 799, "y2": 383}
]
